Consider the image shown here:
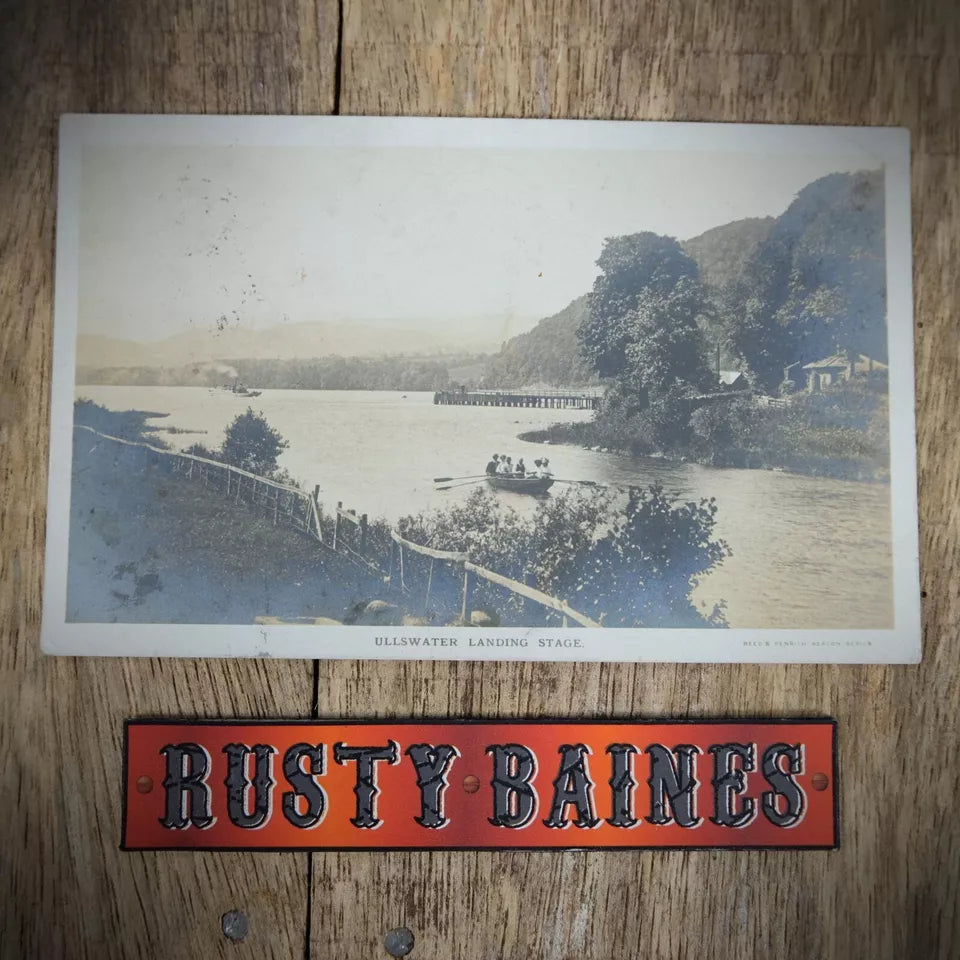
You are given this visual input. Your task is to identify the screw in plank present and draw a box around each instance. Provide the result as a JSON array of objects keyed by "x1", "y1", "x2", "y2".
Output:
[
  {"x1": 221, "y1": 910, "x2": 249, "y2": 942},
  {"x1": 383, "y1": 927, "x2": 415, "y2": 957},
  {"x1": 811, "y1": 772, "x2": 830, "y2": 791}
]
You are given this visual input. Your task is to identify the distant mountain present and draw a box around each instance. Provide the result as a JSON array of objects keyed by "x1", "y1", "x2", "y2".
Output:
[
  {"x1": 75, "y1": 316, "x2": 539, "y2": 370},
  {"x1": 681, "y1": 217, "x2": 774, "y2": 293},
  {"x1": 478, "y1": 296, "x2": 598, "y2": 389},
  {"x1": 77, "y1": 354, "x2": 461, "y2": 391}
]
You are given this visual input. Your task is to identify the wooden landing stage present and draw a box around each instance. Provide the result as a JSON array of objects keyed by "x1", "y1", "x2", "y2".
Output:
[{"x1": 434, "y1": 388, "x2": 602, "y2": 409}]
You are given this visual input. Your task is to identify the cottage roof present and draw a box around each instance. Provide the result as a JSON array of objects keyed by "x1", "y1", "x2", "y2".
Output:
[
  {"x1": 718, "y1": 370, "x2": 745, "y2": 385},
  {"x1": 802, "y1": 353, "x2": 888, "y2": 372},
  {"x1": 802, "y1": 354, "x2": 849, "y2": 370}
]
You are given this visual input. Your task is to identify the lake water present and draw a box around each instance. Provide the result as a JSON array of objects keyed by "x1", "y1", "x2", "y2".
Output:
[{"x1": 75, "y1": 385, "x2": 893, "y2": 629}]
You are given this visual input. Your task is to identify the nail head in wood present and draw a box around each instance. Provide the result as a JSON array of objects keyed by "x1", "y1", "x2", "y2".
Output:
[
  {"x1": 383, "y1": 926, "x2": 415, "y2": 957},
  {"x1": 221, "y1": 910, "x2": 249, "y2": 942}
]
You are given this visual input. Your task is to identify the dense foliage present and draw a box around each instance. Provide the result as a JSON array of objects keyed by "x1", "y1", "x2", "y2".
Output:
[
  {"x1": 398, "y1": 486, "x2": 730, "y2": 628},
  {"x1": 720, "y1": 170, "x2": 887, "y2": 392},
  {"x1": 578, "y1": 233, "x2": 709, "y2": 385},
  {"x1": 548, "y1": 170, "x2": 890, "y2": 479}
]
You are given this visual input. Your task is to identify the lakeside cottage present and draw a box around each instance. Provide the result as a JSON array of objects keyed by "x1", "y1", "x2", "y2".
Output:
[{"x1": 801, "y1": 353, "x2": 889, "y2": 393}]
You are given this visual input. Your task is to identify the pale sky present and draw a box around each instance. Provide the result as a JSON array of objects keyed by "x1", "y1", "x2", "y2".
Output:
[{"x1": 78, "y1": 144, "x2": 875, "y2": 343}]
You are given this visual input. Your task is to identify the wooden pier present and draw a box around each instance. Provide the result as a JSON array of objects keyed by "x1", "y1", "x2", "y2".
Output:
[{"x1": 433, "y1": 388, "x2": 602, "y2": 410}]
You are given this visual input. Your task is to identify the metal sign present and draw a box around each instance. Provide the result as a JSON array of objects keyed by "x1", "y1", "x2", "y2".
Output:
[{"x1": 123, "y1": 719, "x2": 838, "y2": 851}]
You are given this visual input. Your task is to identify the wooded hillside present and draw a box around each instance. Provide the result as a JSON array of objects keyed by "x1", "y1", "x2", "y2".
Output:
[{"x1": 479, "y1": 296, "x2": 597, "y2": 388}]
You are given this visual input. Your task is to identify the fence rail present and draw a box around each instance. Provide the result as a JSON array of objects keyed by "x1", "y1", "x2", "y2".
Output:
[
  {"x1": 75, "y1": 423, "x2": 325, "y2": 544},
  {"x1": 389, "y1": 532, "x2": 599, "y2": 627},
  {"x1": 76, "y1": 423, "x2": 601, "y2": 628}
]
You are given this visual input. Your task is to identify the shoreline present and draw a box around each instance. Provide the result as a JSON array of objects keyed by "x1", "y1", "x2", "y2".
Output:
[{"x1": 517, "y1": 423, "x2": 890, "y2": 485}]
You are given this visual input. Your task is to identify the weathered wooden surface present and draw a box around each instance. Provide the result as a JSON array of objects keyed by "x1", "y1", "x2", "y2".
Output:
[
  {"x1": 1, "y1": 0, "x2": 958, "y2": 957},
  {"x1": 0, "y1": 1, "x2": 336, "y2": 958},
  {"x1": 315, "y1": 1, "x2": 960, "y2": 958}
]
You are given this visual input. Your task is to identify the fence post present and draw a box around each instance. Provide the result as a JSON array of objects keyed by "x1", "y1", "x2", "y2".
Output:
[
  {"x1": 235, "y1": 474, "x2": 241, "y2": 504},
  {"x1": 424, "y1": 557, "x2": 434, "y2": 612},
  {"x1": 460, "y1": 566, "x2": 470, "y2": 621},
  {"x1": 226, "y1": 469, "x2": 230, "y2": 497},
  {"x1": 273, "y1": 488, "x2": 279, "y2": 525},
  {"x1": 523, "y1": 570, "x2": 536, "y2": 620},
  {"x1": 333, "y1": 501, "x2": 341, "y2": 551},
  {"x1": 359, "y1": 514, "x2": 368, "y2": 555},
  {"x1": 387, "y1": 539, "x2": 394, "y2": 586},
  {"x1": 399, "y1": 543, "x2": 405, "y2": 591}
]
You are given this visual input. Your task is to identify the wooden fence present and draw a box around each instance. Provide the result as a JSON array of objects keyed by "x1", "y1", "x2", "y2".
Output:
[
  {"x1": 75, "y1": 424, "x2": 600, "y2": 627},
  {"x1": 75, "y1": 423, "x2": 326, "y2": 544},
  {"x1": 388, "y1": 531, "x2": 599, "y2": 627}
]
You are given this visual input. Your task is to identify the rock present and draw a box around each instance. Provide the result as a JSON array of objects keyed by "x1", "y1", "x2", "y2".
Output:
[
  {"x1": 469, "y1": 609, "x2": 499, "y2": 627},
  {"x1": 402, "y1": 615, "x2": 430, "y2": 626},
  {"x1": 355, "y1": 599, "x2": 403, "y2": 626}
]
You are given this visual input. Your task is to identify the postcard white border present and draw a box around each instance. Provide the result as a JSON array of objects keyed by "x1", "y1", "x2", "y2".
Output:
[{"x1": 43, "y1": 115, "x2": 921, "y2": 663}]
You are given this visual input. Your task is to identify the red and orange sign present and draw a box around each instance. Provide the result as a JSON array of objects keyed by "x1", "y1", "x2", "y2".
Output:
[{"x1": 123, "y1": 719, "x2": 837, "y2": 850}]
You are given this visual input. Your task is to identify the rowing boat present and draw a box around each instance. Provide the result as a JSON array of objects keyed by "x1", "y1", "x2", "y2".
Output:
[{"x1": 486, "y1": 474, "x2": 554, "y2": 495}]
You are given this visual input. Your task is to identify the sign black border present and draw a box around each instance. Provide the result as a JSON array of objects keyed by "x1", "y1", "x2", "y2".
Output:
[{"x1": 121, "y1": 716, "x2": 839, "y2": 852}]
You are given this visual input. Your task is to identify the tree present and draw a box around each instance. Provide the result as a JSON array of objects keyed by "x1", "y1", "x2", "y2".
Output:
[
  {"x1": 620, "y1": 281, "x2": 714, "y2": 401},
  {"x1": 578, "y1": 233, "x2": 713, "y2": 400},
  {"x1": 219, "y1": 407, "x2": 288, "y2": 476}
]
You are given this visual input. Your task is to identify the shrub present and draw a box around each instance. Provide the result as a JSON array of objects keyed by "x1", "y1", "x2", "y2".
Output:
[
  {"x1": 398, "y1": 485, "x2": 730, "y2": 628},
  {"x1": 218, "y1": 407, "x2": 289, "y2": 476}
]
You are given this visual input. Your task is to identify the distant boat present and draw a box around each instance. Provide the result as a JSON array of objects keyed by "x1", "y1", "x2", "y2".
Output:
[
  {"x1": 224, "y1": 382, "x2": 261, "y2": 398},
  {"x1": 486, "y1": 475, "x2": 554, "y2": 495}
]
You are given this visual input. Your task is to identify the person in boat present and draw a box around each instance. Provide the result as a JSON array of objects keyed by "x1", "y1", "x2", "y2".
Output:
[
  {"x1": 537, "y1": 457, "x2": 553, "y2": 478},
  {"x1": 515, "y1": 458, "x2": 526, "y2": 477},
  {"x1": 499, "y1": 456, "x2": 514, "y2": 475},
  {"x1": 485, "y1": 454, "x2": 500, "y2": 475}
]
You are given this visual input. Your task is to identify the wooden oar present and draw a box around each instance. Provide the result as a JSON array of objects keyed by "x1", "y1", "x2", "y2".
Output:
[
  {"x1": 435, "y1": 477, "x2": 491, "y2": 491},
  {"x1": 433, "y1": 473, "x2": 489, "y2": 483},
  {"x1": 550, "y1": 478, "x2": 603, "y2": 487}
]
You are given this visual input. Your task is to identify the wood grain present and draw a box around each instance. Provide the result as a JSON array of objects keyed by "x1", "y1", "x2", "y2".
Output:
[
  {"x1": 2, "y1": 0, "x2": 958, "y2": 957},
  {"x1": 307, "y1": 1, "x2": 960, "y2": 958},
  {"x1": 0, "y1": 1, "x2": 336, "y2": 958}
]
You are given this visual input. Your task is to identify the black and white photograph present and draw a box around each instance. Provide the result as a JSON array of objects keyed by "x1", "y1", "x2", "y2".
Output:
[{"x1": 43, "y1": 115, "x2": 920, "y2": 661}]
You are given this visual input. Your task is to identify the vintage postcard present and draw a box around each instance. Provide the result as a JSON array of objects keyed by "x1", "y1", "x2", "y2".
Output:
[{"x1": 43, "y1": 115, "x2": 920, "y2": 662}]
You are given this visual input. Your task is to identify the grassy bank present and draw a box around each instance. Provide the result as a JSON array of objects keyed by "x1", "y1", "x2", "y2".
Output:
[{"x1": 67, "y1": 429, "x2": 387, "y2": 624}]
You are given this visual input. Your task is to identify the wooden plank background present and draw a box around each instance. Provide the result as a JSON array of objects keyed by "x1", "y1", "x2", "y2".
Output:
[{"x1": 1, "y1": 0, "x2": 957, "y2": 957}]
